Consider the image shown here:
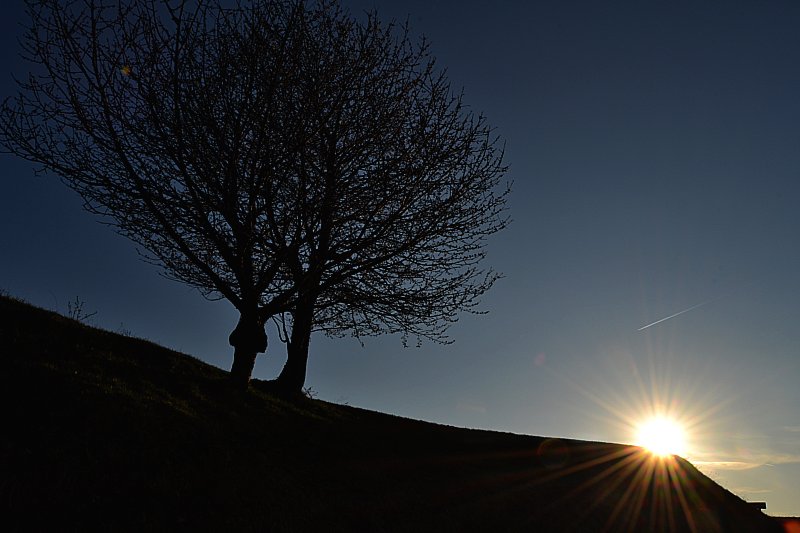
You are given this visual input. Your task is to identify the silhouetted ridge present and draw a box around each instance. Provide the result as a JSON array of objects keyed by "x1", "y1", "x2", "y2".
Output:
[{"x1": 0, "y1": 295, "x2": 782, "y2": 531}]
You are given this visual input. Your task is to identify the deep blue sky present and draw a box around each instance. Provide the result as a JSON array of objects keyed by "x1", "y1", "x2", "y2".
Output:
[{"x1": 3, "y1": 0, "x2": 800, "y2": 516}]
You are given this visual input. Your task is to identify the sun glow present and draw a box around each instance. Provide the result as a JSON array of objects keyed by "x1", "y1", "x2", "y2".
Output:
[{"x1": 635, "y1": 417, "x2": 687, "y2": 457}]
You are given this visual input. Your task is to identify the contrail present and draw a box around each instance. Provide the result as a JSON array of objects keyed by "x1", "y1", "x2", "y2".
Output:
[{"x1": 637, "y1": 300, "x2": 712, "y2": 331}]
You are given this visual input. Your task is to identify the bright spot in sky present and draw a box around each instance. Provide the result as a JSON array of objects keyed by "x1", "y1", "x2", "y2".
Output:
[{"x1": 635, "y1": 417, "x2": 687, "y2": 457}]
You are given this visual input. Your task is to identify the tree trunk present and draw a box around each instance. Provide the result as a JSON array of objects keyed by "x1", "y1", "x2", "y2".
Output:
[
  {"x1": 228, "y1": 312, "x2": 268, "y2": 390},
  {"x1": 274, "y1": 301, "x2": 314, "y2": 395}
]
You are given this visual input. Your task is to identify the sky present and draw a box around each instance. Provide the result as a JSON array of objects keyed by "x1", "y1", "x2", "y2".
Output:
[{"x1": 2, "y1": 0, "x2": 800, "y2": 516}]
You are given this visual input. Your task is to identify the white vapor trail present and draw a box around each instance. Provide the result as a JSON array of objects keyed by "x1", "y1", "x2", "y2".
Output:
[{"x1": 637, "y1": 300, "x2": 712, "y2": 331}]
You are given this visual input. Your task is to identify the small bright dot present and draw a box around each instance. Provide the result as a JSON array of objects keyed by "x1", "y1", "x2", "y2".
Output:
[
  {"x1": 636, "y1": 417, "x2": 687, "y2": 457},
  {"x1": 120, "y1": 65, "x2": 132, "y2": 76}
]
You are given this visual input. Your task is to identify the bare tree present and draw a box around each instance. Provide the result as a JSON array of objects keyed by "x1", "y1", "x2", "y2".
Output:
[
  {"x1": 260, "y1": 3, "x2": 511, "y2": 395},
  {"x1": 2, "y1": 0, "x2": 510, "y2": 395},
  {"x1": 2, "y1": 0, "x2": 300, "y2": 389}
]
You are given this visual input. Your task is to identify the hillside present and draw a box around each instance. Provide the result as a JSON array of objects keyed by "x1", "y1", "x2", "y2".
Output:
[{"x1": 0, "y1": 294, "x2": 784, "y2": 531}]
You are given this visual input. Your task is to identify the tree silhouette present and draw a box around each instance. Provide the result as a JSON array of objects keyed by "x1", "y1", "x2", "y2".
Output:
[{"x1": 1, "y1": 0, "x2": 510, "y2": 394}]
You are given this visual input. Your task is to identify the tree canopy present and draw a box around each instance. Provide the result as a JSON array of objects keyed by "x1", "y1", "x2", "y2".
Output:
[{"x1": 2, "y1": 0, "x2": 510, "y2": 394}]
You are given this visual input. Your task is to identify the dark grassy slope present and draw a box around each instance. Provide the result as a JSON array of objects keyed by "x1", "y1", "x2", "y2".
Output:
[{"x1": 0, "y1": 295, "x2": 783, "y2": 532}]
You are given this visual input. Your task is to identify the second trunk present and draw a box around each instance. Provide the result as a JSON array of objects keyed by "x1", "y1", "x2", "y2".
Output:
[{"x1": 274, "y1": 301, "x2": 314, "y2": 395}]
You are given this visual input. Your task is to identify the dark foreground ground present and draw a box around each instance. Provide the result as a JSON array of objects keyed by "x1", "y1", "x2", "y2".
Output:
[{"x1": 0, "y1": 294, "x2": 790, "y2": 532}]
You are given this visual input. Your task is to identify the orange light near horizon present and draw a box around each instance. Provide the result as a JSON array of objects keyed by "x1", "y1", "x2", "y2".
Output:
[{"x1": 635, "y1": 416, "x2": 687, "y2": 458}]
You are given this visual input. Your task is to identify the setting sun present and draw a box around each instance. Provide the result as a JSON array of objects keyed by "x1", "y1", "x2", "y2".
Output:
[{"x1": 636, "y1": 417, "x2": 687, "y2": 457}]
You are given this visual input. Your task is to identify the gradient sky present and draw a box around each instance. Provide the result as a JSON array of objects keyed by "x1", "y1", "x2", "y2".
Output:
[{"x1": 2, "y1": 0, "x2": 800, "y2": 516}]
